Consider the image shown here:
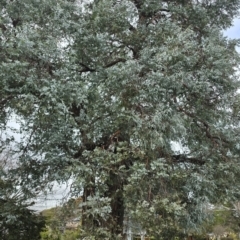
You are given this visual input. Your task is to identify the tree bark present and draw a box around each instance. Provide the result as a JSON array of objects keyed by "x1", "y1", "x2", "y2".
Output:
[{"x1": 107, "y1": 170, "x2": 125, "y2": 237}]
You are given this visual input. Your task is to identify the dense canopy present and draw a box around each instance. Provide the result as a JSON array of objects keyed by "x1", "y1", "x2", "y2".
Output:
[{"x1": 1, "y1": 0, "x2": 240, "y2": 238}]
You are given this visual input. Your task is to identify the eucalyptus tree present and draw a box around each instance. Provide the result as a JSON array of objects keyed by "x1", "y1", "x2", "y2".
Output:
[{"x1": 1, "y1": 0, "x2": 240, "y2": 238}]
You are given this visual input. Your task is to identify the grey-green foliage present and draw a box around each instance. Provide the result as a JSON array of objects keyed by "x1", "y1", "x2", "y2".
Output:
[{"x1": 1, "y1": 0, "x2": 240, "y2": 238}]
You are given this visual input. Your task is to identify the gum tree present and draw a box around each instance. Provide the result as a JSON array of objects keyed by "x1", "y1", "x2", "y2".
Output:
[{"x1": 1, "y1": 0, "x2": 240, "y2": 238}]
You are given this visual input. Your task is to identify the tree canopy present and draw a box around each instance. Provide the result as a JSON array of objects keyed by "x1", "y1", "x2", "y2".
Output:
[{"x1": 1, "y1": 0, "x2": 240, "y2": 238}]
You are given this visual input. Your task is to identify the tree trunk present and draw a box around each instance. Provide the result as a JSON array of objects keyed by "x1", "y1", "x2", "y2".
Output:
[
  {"x1": 107, "y1": 170, "x2": 125, "y2": 237},
  {"x1": 82, "y1": 179, "x2": 96, "y2": 229}
]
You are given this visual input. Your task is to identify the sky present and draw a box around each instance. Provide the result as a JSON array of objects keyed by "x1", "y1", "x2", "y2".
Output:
[{"x1": 224, "y1": 18, "x2": 240, "y2": 39}]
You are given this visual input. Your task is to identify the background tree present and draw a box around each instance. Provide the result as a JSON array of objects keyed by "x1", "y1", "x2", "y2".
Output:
[
  {"x1": 1, "y1": 0, "x2": 240, "y2": 239},
  {"x1": 0, "y1": 155, "x2": 45, "y2": 240}
]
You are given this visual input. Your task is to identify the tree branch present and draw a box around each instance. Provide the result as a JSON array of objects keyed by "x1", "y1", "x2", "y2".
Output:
[
  {"x1": 79, "y1": 63, "x2": 96, "y2": 72},
  {"x1": 172, "y1": 154, "x2": 205, "y2": 165},
  {"x1": 79, "y1": 58, "x2": 126, "y2": 73},
  {"x1": 104, "y1": 58, "x2": 126, "y2": 68}
]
